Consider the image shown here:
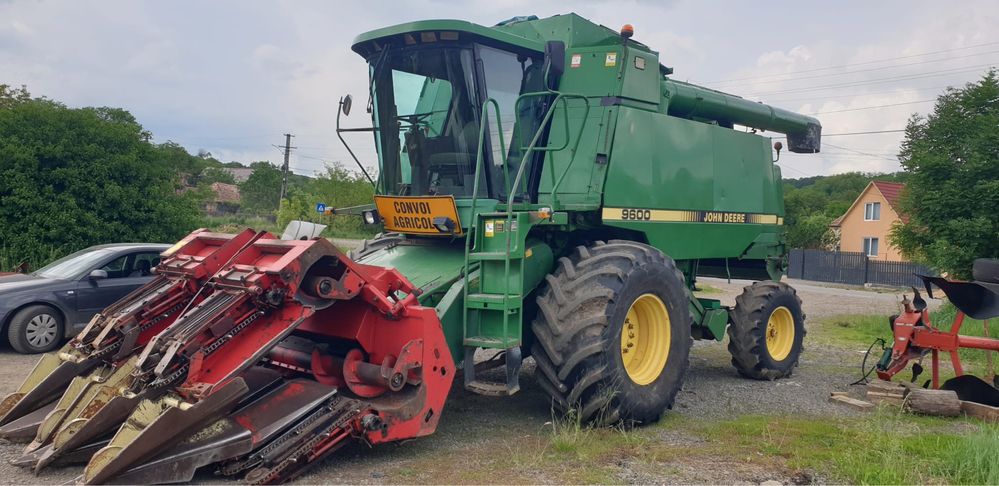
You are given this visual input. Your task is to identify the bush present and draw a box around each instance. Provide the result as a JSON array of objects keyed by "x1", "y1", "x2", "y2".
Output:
[{"x1": 0, "y1": 95, "x2": 200, "y2": 269}]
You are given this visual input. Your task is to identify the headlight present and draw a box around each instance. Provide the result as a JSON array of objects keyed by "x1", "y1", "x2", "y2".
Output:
[
  {"x1": 432, "y1": 216, "x2": 456, "y2": 234},
  {"x1": 362, "y1": 210, "x2": 379, "y2": 225}
]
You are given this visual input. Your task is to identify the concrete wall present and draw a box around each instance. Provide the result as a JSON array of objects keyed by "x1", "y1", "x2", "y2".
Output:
[{"x1": 837, "y1": 186, "x2": 906, "y2": 261}]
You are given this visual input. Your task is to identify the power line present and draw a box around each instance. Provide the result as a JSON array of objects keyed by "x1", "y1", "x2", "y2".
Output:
[
  {"x1": 762, "y1": 84, "x2": 958, "y2": 103},
  {"x1": 824, "y1": 129, "x2": 906, "y2": 137},
  {"x1": 709, "y1": 50, "x2": 999, "y2": 88},
  {"x1": 776, "y1": 162, "x2": 811, "y2": 177},
  {"x1": 716, "y1": 53, "x2": 999, "y2": 89},
  {"x1": 806, "y1": 99, "x2": 935, "y2": 115},
  {"x1": 703, "y1": 41, "x2": 999, "y2": 84},
  {"x1": 744, "y1": 63, "x2": 996, "y2": 97},
  {"x1": 824, "y1": 142, "x2": 898, "y2": 161}
]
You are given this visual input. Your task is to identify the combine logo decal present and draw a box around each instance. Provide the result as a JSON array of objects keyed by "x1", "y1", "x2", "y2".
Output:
[
  {"x1": 374, "y1": 195, "x2": 463, "y2": 235},
  {"x1": 603, "y1": 208, "x2": 782, "y2": 225}
]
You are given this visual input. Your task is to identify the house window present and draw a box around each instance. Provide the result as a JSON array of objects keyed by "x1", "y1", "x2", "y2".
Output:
[
  {"x1": 863, "y1": 237, "x2": 879, "y2": 257},
  {"x1": 864, "y1": 202, "x2": 881, "y2": 221}
]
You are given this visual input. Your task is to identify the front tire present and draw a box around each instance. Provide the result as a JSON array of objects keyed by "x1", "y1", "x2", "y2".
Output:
[
  {"x1": 531, "y1": 240, "x2": 692, "y2": 425},
  {"x1": 727, "y1": 281, "x2": 805, "y2": 380},
  {"x1": 8, "y1": 305, "x2": 64, "y2": 354}
]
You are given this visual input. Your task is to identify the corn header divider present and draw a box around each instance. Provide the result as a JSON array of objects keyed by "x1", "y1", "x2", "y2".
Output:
[{"x1": 0, "y1": 228, "x2": 454, "y2": 484}]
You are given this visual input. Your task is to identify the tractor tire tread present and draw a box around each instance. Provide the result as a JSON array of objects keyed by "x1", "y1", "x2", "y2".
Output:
[
  {"x1": 531, "y1": 240, "x2": 692, "y2": 425},
  {"x1": 727, "y1": 281, "x2": 806, "y2": 380}
]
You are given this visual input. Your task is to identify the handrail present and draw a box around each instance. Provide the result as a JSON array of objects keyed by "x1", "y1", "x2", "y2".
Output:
[
  {"x1": 546, "y1": 96, "x2": 591, "y2": 209},
  {"x1": 462, "y1": 91, "x2": 589, "y2": 350},
  {"x1": 462, "y1": 98, "x2": 506, "y2": 344},
  {"x1": 505, "y1": 92, "x2": 590, "y2": 214}
]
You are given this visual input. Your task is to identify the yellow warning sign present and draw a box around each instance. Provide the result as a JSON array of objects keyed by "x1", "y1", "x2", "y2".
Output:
[{"x1": 373, "y1": 195, "x2": 463, "y2": 235}]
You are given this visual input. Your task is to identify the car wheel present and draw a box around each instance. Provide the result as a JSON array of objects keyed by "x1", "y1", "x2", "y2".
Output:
[{"x1": 7, "y1": 305, "x2": 64, "y2": 354}]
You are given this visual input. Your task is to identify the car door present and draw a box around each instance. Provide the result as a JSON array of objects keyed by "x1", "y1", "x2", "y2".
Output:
[{"x1": 73, "y1": 251, "x2": 160, "y2": 325}]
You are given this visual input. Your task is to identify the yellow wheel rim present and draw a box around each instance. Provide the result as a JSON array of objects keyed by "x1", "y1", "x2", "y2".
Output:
[
  {"x1": 765, "y1": 306, "x2": 795, "y2": 361},
  {"x1": 620, "y1": 294, "x2": 671, "y2": 386}
]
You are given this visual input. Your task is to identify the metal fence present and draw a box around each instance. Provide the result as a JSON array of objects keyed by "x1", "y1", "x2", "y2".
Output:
[{"x1": 787, "y1": 249, "x2": 935, "y2": 287}]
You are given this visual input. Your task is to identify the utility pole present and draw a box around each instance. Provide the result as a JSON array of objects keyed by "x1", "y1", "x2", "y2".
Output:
[{"x1": 278, "y1": 133, "x2": 295, "y2": 204}]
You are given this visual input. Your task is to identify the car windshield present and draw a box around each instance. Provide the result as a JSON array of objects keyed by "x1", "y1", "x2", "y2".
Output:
[
  {"x1": 369, "y1": 43, "x2": 545, "y2": 200},
  {"x1": 33, "y1": 248, "x2": 118, "y2": 280}
]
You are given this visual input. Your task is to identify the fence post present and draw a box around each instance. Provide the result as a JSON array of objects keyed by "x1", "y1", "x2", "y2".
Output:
[{"x1": 863, "y1": 256, "x2": 870, "y2": 284}]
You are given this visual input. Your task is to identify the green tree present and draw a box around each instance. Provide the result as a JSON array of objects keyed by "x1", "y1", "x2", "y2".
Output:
[
  {"x1": 277, "y1": 164, "x2": 377, "y2": 238},
  {"x1": 890, "y1": 70, "x2": 999, "y2": 277},
  {"x1": 0, "y1": 95, "x2": 200, "y2": 268},
  {"x1": 239, "y1": 161, "x2": 282, "y2": 214},
  {"x1": 1, "y1": 84, "x2": 32, "y2": 109}
]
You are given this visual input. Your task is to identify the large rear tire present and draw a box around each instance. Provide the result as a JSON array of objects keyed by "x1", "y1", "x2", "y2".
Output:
[
  {"x1": 531, "y1": 240, "x2": 692, "y2": 425},
  {"x1": 727, "y1": 281, "x2": 805, "y2": 380}
]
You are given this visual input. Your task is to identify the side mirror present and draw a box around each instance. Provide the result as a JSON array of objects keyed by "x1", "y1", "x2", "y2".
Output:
[
  {"x1": 88, "y1": 269, "x2": 108, "y2": 281},
  {"x1": 340, "y1": 94, "x2": 353, "y2": 117},
  {"x1": 543, "y1": 40, "x2": 566, "y2": 90}
]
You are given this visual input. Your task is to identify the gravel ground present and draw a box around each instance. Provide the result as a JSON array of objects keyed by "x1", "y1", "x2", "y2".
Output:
[{"x1": 0, "y1": 277, "x2": 923, "y2": 484}]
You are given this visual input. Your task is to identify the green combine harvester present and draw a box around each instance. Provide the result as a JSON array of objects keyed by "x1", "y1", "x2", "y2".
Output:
[
  {"x1": 0, "y1": 13, "x2": 821, "y2": 484},
  {"x1": 343, "y1": 13, "x2": 820, "y2": 418}
]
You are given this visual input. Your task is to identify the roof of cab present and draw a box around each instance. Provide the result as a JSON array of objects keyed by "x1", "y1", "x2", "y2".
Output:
[{"x1": 351, "y1": 13, "x2": 654, "y2": 58}]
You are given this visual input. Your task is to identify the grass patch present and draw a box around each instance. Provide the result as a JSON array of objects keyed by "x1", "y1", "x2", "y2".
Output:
[
  {"x1": 373, "y1": 409, "x2": 996, "y2": 484},
  {"x1": 693, "y1": 284, "x2": 724, "y2": 295},
  {"x1": 690, "y1": 411, "x2": 998, "y2": 484}
]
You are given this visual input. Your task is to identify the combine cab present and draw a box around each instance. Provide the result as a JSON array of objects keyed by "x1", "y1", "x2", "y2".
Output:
[{"x1": 1, "y1": 14, "x2": 823, "y2": 483}]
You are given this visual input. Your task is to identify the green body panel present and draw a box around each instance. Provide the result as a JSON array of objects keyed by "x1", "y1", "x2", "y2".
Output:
[{"x1": 349, "y1": 13, "x2": 821, "y2": 362}]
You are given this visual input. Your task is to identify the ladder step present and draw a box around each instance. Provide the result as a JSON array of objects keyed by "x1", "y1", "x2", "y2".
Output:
[
  {"x1": 466, "y1": 293, "x2": 522, "y2": 309},
  {"x1": 465, "y1": 380, "x2": 520, "y2": 396},
  {"x1": 463, "y1": 345, "x2": 522, "y2": 396},
  {"x1": 463, "y1": 336, "x2": 520, "y2": 348},
  {"x1": 469, "y1": 251, "x2": 520, "y2": 261}
]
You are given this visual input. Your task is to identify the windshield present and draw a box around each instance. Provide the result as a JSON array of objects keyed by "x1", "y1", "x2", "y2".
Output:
[
  {"x1": 33, "y1": 248, "x2": 117, "y2": 280},
  {"x1": 369, "y1": 43, "x2": 545, "y2": 200}
]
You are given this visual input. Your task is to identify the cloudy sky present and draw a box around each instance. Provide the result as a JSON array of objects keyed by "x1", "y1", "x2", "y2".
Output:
[{"x1": 2, "y1": 0, "x2": 997, "y2": 178}]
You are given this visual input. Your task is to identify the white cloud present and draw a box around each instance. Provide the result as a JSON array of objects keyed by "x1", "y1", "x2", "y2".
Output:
[{"x1": 1, "y1": 0, "x2": 997, "y2": 177}]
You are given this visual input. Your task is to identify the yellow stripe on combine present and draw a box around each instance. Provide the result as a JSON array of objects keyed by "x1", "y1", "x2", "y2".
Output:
[{"x1": 602, "y1": 208, "x2": 782, "y2": 225}]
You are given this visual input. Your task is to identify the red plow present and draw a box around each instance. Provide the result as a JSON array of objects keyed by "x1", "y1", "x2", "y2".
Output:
[
  {"x1": 876, "y1": 259, "x2": 999, "y2": 404},
  {"x1": 0, "y1": 228, "x2": 454, "y2": 484}
]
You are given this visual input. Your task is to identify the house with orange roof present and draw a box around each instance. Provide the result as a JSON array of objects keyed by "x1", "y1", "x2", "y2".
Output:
[{"x1": 828, "y1": 181, "x2": 908, "y2": 261}]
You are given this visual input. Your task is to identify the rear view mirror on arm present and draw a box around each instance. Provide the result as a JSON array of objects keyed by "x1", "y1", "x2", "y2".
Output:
[
  {"x1": 89, "y1": 269, "x2": 108, "y2": 281},
  {"x1": 543, "y1": 40, "x2": 565, "y2": 90}
]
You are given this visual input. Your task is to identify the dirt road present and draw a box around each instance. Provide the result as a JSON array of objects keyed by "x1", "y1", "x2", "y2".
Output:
[{"x1": 0, "y1": 277, "x2": 916, "y2": 484}]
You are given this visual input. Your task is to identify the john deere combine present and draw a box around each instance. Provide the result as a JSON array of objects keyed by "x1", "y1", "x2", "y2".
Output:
[{"x1": 0, "y1": 14, "x2": 820, "y2": 483}]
